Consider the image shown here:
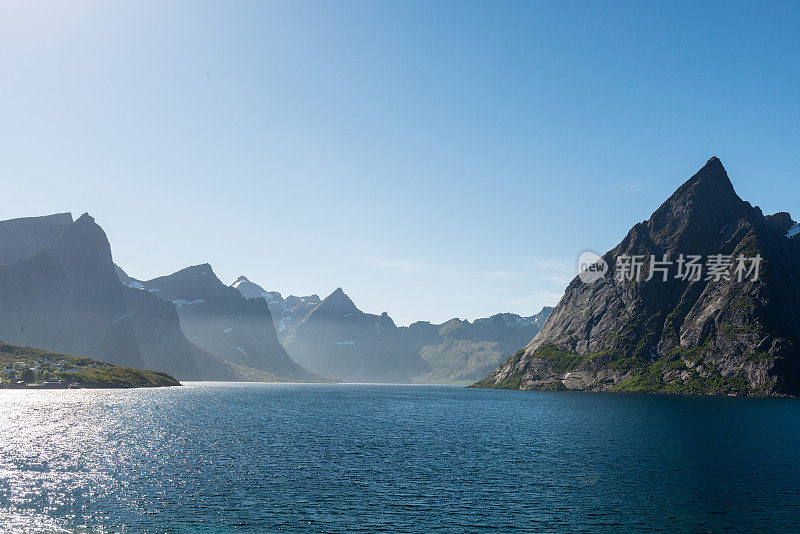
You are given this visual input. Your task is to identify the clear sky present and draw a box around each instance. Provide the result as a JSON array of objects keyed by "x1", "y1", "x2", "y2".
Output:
[{"x1": 1, "y1": 1, "x2": 799, "y2": 325}]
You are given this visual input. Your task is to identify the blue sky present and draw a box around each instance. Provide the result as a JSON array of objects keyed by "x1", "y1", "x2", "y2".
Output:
[{"x1": 1, "y1": 1, "x2": 799, "y2": 325}]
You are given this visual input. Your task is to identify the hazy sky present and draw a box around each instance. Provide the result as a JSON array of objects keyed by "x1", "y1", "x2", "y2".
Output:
[{"x1": 2, "y1": 1, "x2": 799, "y2": 325}]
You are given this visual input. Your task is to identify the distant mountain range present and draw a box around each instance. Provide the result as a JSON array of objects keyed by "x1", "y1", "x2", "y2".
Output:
[
  {"x1": 279, "y1": 288, "x2": 427, "y2": 382},
  {"x1": 475, "y1": 157, "x2": 800, "y2": 396},
  {"x1": 0, "y1": 211, "x2": 547, "y2": 384},
  {"x1": 403, "y1": 308, "x2": 553, "y2": 383},
  {"x1": 229, "y1": 280, "x2": 553, "y2": 383}
]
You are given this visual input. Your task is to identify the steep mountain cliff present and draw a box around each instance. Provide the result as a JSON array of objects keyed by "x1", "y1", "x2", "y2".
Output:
[
  {"x1": 231, "y1": 276, "x2": 320, "y2": 338},
  {"x1": 475, "y1": 158, "x2": 800, "y2": 396},
  {"x1": 282, "y1": 288, "x2": 428, "y2": 382},
  {"x1": 0, "y1": 213, "x2": 252, "y2": 381},
  {"x1": 0, "y1": 213, "x2": 73, "y2": 266},
  {"x1": 133, "y1": 266, "x2": 312, "y2": 380},
  {"x1": 0, "y1": 214, "x2": 144, "y2": 368}
]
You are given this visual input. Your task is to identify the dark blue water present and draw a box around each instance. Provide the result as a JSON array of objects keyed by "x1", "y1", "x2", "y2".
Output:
[{"x1": 0, "y1": 383, "x2": 798, "y2": 532}]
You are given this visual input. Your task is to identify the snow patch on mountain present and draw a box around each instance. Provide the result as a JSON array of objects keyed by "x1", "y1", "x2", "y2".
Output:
[{"x1": 230, "y1": 276, "x2": 321, "y2": 335}]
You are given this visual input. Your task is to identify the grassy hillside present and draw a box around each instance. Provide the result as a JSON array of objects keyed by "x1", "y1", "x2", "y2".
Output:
[
  {"x1": 414, "y1": 339, "x2": 506, "y2": 384},
  {"x1": 0, "y1": 341, "x2": 180, "y2": 388}
]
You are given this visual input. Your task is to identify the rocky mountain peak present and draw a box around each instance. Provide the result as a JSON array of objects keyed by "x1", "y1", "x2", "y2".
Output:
[
  {"x1": 141, "y1": 265, "x2": 309, "y2": 379},
  {"x1": 682, "y1": 156, "x2": 735, "y2": 197},
  {"x1": 186, "y1": 263, "x2": 214, "y2": 274},
  {"x1": 74, "y1": 212, "x2": 95, "y2": 224},
  {"x1": 143, "y1": 263, "x2": 225, "y2": 302},
  {"x1": 283, "y1": 289, "x2": 427, "y2": 383},
  {"x1": 229, "y1": 277, "x2": 320, "y2": 335},
  {"x1": 643, "y1": 157, "x2": 752, "y2": 254},
  {"x1": 174, "y1": 264, "x2": 218, "y2": 282},
  {"x1": 230, "y1": 275, "x2": 284, "y2": 304},
  {"x1": 316, "y1": 287, "x2": 360, "y2": 316},
  {"x1": 0, "y1": 213, "x2": 142, "y2": 368},
  {"x1": 475, "y1": 159, "x2": 800, "y2": 396},
  {"x1": 377, "y1": 312, "x2": 396, "y2": 329},
  {"x1": 50, "y1": 212, "x2": 118, "y2": 285}
]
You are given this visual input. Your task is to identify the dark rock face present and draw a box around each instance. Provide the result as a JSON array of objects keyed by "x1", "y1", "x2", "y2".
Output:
[
  {"x1": 0, "y1": 213, "x2": 73, "y2": 266},
  {"x1": 231, "y1": 276, "x2": 320, "y2": 338},
  {"x1": 401, "y1": 307, "x2": 553, "y2": 382},
  {"x1": 283, "y1": 288, "x2": 429, "y2": 382},
  {"x1": 476, "y1": 158, "x2": 800, "y2": 396},
  {"x1": 136, "y1": 266, "x2": 312, "y2": 380}
]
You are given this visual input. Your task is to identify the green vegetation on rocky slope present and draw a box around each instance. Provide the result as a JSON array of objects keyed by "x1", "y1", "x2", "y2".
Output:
[
  {"x1": 414, "y1": 339, "x2": 505, "y2": 384},
  {"x1": 471, "y1": 344, "x2": 778, "y2": 396},
  {"x1": 0, "y1": 342, "x2": 180, "y2": 388}
]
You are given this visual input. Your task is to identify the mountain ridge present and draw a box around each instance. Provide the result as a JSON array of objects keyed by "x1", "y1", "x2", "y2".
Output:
[
  {"x1": 232, "y1": 275, "x2": 555, "y2": 383},
  {"x1": 404, "y1": 307, "x2": 553, "y2": 382},
  {"x1": 282, "y1": 287, "x2": 429, "y2": 382},
  {"x1": 123, "y1": 265, "x2": 313, "y2": 380}
]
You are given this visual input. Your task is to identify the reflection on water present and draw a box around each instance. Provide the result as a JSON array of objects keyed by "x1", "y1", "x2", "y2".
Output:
[{"x1": 1, "y1": 383, "x2": 799, "y2": 532}]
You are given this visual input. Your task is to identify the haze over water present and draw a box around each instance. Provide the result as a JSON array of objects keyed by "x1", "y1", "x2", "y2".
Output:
[{"x1": 0, "y1": 383, "x2": 798, "y2": 532}]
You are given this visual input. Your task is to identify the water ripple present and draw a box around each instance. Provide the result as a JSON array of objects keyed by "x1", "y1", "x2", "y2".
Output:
[{"x1": 0, "y1": 384, "x2": 798, "y2": 532}]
